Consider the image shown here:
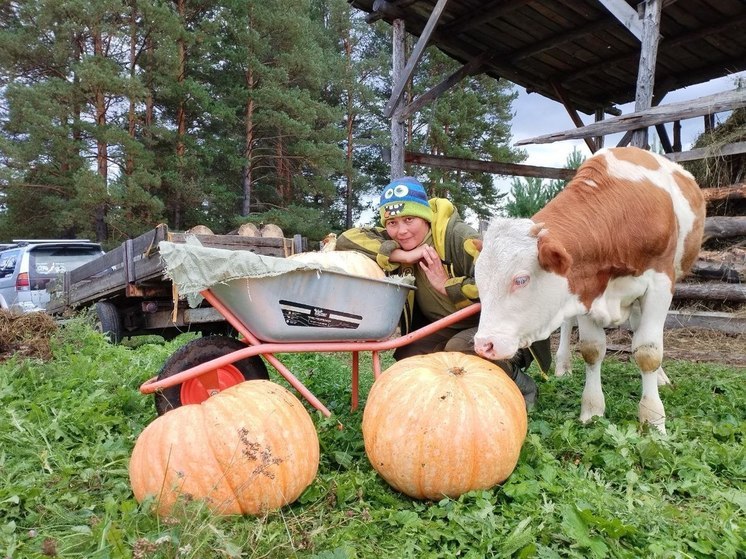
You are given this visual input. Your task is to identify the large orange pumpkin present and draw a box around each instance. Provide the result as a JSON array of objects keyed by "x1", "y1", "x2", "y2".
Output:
[
  {"x1": 362, "y1": 352, "x2": 527, "y2": 500},
  {"x1": 287, "y1": 250, "x2": 385, "y2": 279},
  {"x1": 129, "y1": 380, "x2": 319, "y2": 516}
]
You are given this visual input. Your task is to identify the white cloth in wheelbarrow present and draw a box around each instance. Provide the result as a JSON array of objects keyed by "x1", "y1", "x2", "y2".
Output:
[{"x1": 158, "y1": 238, "x2": 414, "y2": 306}]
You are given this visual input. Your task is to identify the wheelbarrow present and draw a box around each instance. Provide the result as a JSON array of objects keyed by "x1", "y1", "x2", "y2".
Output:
[{"x1": 139, "y1": 263, "x2": 482, "y2": 417}]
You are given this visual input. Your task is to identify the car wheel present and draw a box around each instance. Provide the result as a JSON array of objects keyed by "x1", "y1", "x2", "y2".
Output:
[{"x1": 154, "y1": 335, "x2": 269, "y2": 415}]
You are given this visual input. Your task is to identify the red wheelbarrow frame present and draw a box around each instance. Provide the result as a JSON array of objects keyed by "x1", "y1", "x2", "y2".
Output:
[{"x1": 140, "y1": 288, "x2": 482, "y2": 417}]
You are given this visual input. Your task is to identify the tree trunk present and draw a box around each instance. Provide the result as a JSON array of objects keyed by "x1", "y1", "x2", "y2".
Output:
[
  {"x1": 242, "y1": 67, "x2": 255, "y2": 217},
  {"x1": 126, "y1": 0, "x2": 138, "y2": 177},
  {"x1": 93, "y1": 28, "x2": 109, "y2": 242}
]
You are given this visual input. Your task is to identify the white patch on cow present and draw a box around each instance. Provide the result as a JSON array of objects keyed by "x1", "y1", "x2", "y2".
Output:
[
  {"x1": 601, "y1": 148, "x2": 699, "y2": 277},
  {"x1": 474, "y1": 217, "x2": 579, "y2": 358},
  {"x1": 587, "y1": 270, "x2": 668, "y2": 327}
]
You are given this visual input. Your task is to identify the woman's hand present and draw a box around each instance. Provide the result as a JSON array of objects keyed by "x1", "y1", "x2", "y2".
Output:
[
  {"x1": 389, "y1": 245, "x2": 428, "y2": 265},
  {"x1": 418, "y1": 245, "x2": 448, "y2": 295}
]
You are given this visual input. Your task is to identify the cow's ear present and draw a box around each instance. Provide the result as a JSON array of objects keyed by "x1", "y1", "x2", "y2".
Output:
[{"x1": 537, "y1": 236, "x2": 572, "y2": 275}]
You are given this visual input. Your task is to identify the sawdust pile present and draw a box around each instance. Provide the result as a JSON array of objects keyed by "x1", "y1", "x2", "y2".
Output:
[{"x1": 0, "y1": 310, "x2": 58, "y2": 361}]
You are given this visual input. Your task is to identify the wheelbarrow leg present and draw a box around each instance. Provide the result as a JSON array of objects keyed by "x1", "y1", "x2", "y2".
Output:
[
  {"x1": 351, "y1": 351, "x2": 359, "y2": 412},
  {"x1": 372, "y1": 350, "x2": 383, "y2": 380}
]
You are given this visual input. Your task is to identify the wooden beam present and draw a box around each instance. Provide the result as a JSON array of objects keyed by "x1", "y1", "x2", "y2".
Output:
[
  {"x1": 665, "y1": 141, "x2": 746, "y2": 163},
  {"x1": 404, "y1": 152, "x2": 577, "y2": 180},
  {"x1": 597, "y1": 0, "x2": 644, "y2": 41},
  {"x1": 664, "y1": 311, "x2": 746, "y2": 337},
  {"x1": 515, "y1": 89, "x2": 746, "y2": 145},
  {"x1": 674, "y1": 283, "x2": 746, "y2": 303},
  {"x1": 390, "y1": 18, "x2": 406, "y2": 178},
  {"x1": 631, "y1": 0, "x2": 663, "y2": 148},
  {"x1": 384, "y1": 0, "x2": 449, "y2": 119},
  {"x1": 551, "y1": 82, "x2": 598, "y2": 153},
  {"x1": 399, "y1": 52, "x2": 491, "y2": 121}
]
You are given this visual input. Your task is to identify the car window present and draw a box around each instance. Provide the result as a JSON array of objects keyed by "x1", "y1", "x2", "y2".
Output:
[
  {"x1": 0, "y1": 250, "x2": 19, "y2": 278},
  {"x1": 28, "y1": 247, "x2": 102, "y2": 279}
]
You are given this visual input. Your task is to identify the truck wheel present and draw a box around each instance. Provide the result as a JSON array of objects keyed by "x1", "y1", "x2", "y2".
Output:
[
  {"x1": 95, "y1": 302, "x2": 123, "y2": 344},
  {"x1": 154, "y1": 335, "x2": 269, "y2": 415}
]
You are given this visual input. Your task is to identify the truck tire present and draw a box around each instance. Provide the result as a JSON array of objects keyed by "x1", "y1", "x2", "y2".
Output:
[
  {"x1": 154, "y1": 335, "x2": 269, "y2": 415},
  {"x1": 95, "y1": 301, "x2": 123, "y2": 344}
]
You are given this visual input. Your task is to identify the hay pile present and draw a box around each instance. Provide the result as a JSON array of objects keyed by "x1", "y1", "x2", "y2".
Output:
[{"x1": 0, "y1": 310, "x2": 58, "y2": 361}]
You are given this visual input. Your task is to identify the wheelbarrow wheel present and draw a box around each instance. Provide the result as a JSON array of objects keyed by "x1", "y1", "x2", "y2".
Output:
[{"x1": 154, "y1": 336, "x2": 269, "y2": 415}]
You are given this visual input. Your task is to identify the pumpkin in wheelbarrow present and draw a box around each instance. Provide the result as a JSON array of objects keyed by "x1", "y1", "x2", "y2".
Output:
[
  {"x1": 362, "y1": 352, "x2": 527, "y2": 500},
  {"x1": 129, "y1": 380, "x2": 319, "y2": 516}
]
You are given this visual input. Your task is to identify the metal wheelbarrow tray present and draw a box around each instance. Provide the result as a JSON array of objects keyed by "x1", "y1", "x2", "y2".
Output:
[{"x1": 209, "y1": 269, "x2": 413, "y2": 343}]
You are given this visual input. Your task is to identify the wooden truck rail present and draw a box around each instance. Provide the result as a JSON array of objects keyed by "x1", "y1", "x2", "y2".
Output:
[{"x1": 46, "y1": 224, "x2": 302, "y2": 342}]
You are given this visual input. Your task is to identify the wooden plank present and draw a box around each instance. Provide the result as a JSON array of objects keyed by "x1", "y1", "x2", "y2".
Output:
[
  {"x1": 400, "y1": 52, "x2": 490, "y2": 121},
  {"x1": 664, "y1": 310, "x2": 746, "y2": 335},
  {"x1": 384, "y1": 0, "x2": 450, "y2": 118},
  {"x1": 404, "y1": 152, "x2": 577, "y2": 180},
  {"x1": 597, "y1": 0, "x2": 644, "y2": 41},
  {"x1": 551, "y1": 81, "x2": 598, "y2": 153},
  {"x1": 515, "y1": 89, "x2": 746, "y2": 145},
  {"x1": 665, "y1": 141, "x2": 746, "y2": 163},
  {"x1": 630, "y1": 0, "x2": 661, "y2": 148}
]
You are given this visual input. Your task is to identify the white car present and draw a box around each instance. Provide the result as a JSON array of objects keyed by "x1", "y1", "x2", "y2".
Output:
[{"x1": 0, "y1": 240, "x2": 104, "y2": 313}]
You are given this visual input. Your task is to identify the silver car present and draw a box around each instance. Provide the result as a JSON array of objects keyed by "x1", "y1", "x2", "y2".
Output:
[{"x1": 0, "y1": 240, "x2": 104, "y2": 312}]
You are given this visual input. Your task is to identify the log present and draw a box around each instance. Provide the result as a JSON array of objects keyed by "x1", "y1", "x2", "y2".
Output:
[
  {"x1": 674, "y1": 282, "x2": 746, "y2": 303},
  {"x1": 703, "y1": 216, "x2": 746, "y2": 241},
  {"x1": 690, "y1": 260, "x2": 745, "y2": 283},
  {"x1": 701, "y1": 184, "x2": 746, "y2": 203},
  {"x1": 404, "y1": 152, "x2": 576, "y2": 180},
  {"x1": 515, "y1": 89, "x2": 746, "y2": 145}
]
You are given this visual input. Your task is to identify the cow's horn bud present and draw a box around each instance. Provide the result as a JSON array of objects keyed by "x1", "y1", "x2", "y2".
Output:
[{"x1": 529, "y1": 222, "x2": 545, "y2": 236}]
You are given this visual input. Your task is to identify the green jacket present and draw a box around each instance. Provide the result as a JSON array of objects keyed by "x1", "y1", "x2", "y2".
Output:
[{"x1": 336, "y1": 198, "x2": 481, "y2": 334}]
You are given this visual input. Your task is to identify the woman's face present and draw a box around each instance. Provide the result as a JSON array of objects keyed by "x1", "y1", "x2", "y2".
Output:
[{"x1": 384, "y1": 216, "x2": 430, "y2": 251}]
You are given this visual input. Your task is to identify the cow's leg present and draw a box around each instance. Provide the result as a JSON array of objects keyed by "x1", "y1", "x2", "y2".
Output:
[
  {"x1": 628, "y1": 300, "x2": 670, "y2": 387},
  {"x1": 576, "y1": 315, "x2": 606, "y2": 423},
  {"x1": 554, "y1": 318, "x2": 574, "y2": 377},
  {"x1": 631, "y1": 290, "x2": 670, "y2": 433}
]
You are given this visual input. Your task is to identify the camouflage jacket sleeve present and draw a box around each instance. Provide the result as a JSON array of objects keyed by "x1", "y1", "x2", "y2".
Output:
[
  {"x1": 442, "y1": 218, "x2": 481, "y2": 310},
  {"x1": 335, "y1": 227, "x2": 402, "y2": 273}
]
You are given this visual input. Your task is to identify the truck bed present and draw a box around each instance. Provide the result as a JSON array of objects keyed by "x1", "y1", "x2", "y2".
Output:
[{"x1": 46, "y1": 224, "x2": 301, "y2": 340}]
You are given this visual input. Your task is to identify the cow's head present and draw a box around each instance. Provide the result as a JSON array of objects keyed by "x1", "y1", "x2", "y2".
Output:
[{"x1": 474, "y1": 217, "x2": 577, "y2": 360}]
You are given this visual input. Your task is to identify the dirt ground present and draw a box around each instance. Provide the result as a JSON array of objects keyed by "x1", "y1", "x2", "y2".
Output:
[
  {"x1": 1, "y1": 309, "x2": 744, "y2": 368},
  {"x1": 551, "y1": 324, "x2": 746, "y2": 368}
]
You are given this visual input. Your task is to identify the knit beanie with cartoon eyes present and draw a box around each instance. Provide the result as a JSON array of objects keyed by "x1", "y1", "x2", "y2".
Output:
[{"x1": 378, "y1": 177, "x2": 433, "y2": 225}]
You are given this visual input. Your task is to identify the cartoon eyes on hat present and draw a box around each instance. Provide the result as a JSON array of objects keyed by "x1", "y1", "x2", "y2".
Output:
[{"x1": 383, "y1": 184, "x2": 409, "y2": 200}]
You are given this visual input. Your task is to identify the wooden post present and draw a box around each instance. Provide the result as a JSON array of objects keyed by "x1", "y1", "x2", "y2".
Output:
[
  {"x1": 594, "y1": 108, "x2": 605, "y2": 150},
  {"x1": 391, "y1": 19, "x2": 406, "y2": 179},
  {"x1": 631, "y1": 0, "x2": 663, "y2": 148}
]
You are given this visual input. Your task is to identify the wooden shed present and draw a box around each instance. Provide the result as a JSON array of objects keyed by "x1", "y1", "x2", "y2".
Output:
[{"x1": 350, "y1": 0, "x2": 746, "y2": 171}]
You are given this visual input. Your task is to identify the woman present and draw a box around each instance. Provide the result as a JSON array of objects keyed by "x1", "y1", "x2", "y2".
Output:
[{"x1": 336, "y1": 176, "x2": 551, "y2": 409}]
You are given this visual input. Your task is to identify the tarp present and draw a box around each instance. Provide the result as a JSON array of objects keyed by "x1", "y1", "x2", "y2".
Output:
[{"x1": 158, "y1": 237, "x2": 413, "y2": 305}]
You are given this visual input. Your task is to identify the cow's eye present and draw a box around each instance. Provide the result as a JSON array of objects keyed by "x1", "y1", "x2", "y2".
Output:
[{"x1": 511, "y1": 274, "x2": 530, "y2": 291}]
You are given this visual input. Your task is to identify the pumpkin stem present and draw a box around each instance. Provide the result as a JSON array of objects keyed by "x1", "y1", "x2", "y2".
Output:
[{"x1": 448, "y1": 367, "x2": 466, "y2": 376}]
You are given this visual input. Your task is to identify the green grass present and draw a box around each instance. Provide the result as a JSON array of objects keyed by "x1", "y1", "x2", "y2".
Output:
[{"x1": 0, "y1": 319, "x2": 744, "y2": 558}]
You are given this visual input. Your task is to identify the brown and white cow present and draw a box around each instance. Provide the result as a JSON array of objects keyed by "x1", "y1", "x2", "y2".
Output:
[{"x1": 473, "y1": 146, "x2": 705, "y2": 433}]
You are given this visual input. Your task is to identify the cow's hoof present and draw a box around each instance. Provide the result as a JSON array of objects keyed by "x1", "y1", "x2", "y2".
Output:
[{"x1": 639, "y1": 397, "x2": 666, "y2": 434}]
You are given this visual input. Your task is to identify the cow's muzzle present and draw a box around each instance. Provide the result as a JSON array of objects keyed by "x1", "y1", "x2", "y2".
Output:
[{"x1": 473, "y1": 334, "x2": 519, "y2": 361}]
